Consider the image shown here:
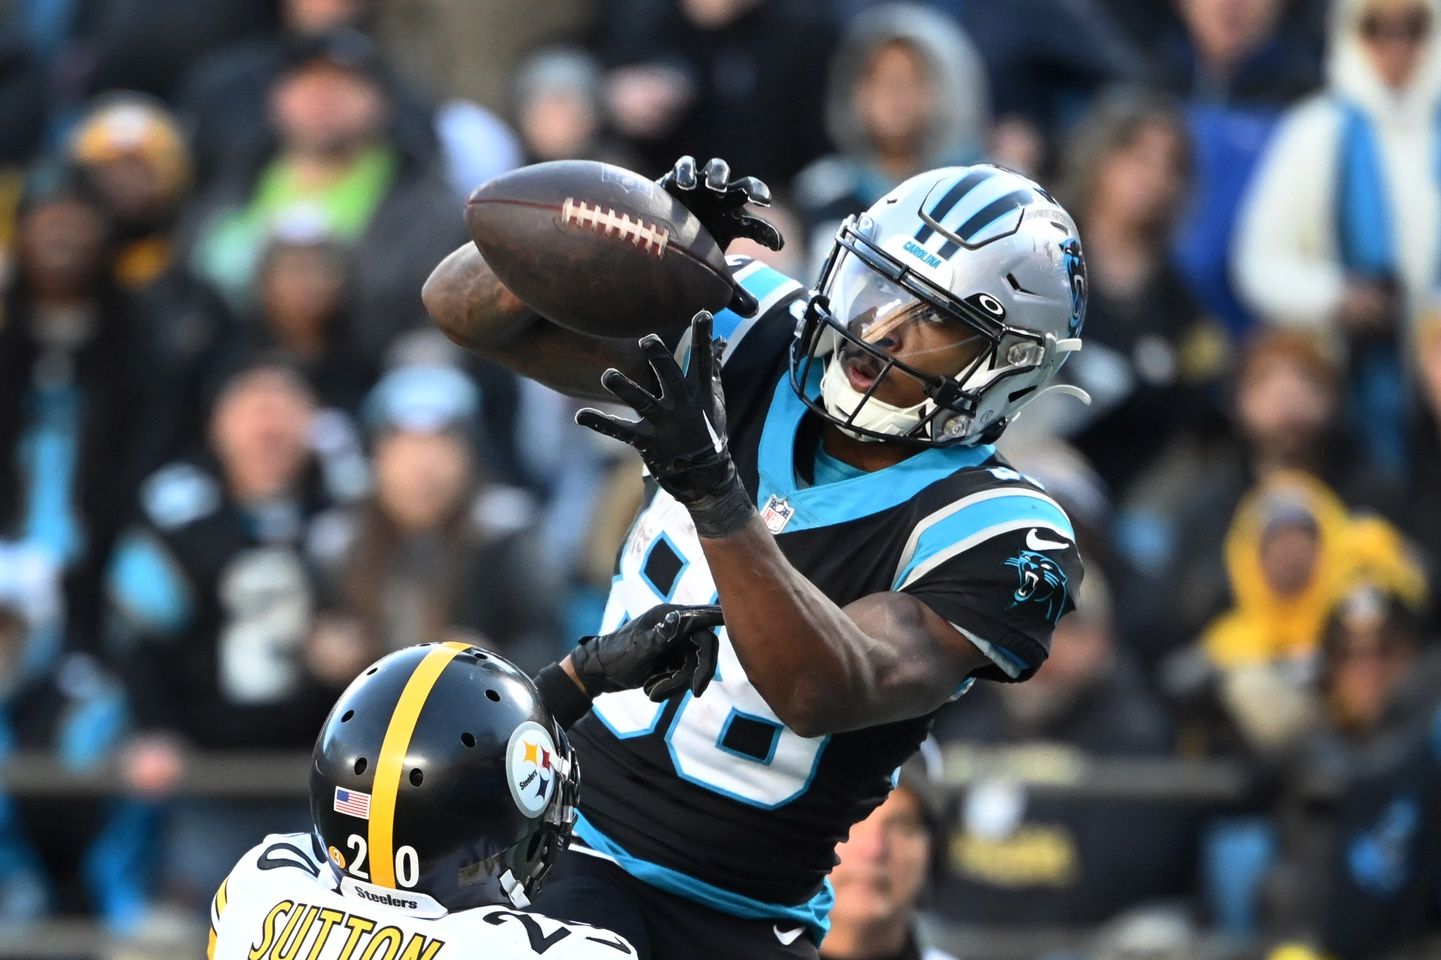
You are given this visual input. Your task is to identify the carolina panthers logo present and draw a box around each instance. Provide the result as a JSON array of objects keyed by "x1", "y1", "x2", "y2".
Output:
[
  {"x1": 1004, "y1": 549, "x2": 1070, "y2": 623},
  {"x1": 1060, "y1": 238, "x2": 1087, "y2": 337}
]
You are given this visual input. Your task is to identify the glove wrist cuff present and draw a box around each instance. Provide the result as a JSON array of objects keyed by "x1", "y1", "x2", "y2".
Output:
[
  {"x1": 570, "y1": 637, "x2": 618, "y2": 695},
  {"x1": 688, "y1": 476, "x2": 755, "y2": 539},
  {"x1": 534, "y1": 662, "x2": 593, "y2": 730}
]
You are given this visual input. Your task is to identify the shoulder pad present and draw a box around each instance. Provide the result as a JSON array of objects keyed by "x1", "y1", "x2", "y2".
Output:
[
  {"x1": 982, "y1": 464, "x2": 1040, "y2": 488},
  {"x1": 687, "y1": 259, "x2": 805, "y2": 366},
  {"x1": 215, "y1": 832, "x2": 331, "y2": 930},
  {"x1": 728, "y1": 257, "x2": 804, "y2": 304},
  {"x1": 141, "y1": 463, "x2": 222, "y2": 530},
  {"x1": 894, "y1": 482, "x2": 1075, "y2": 592},
  {"x1": 252, "y1": 832, "x2": 330, "y2": 878}
]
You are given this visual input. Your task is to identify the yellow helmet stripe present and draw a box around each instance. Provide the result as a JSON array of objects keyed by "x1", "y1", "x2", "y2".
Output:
[{"x1": 369, "y1": 641, "x2": 473, "y2": 888}]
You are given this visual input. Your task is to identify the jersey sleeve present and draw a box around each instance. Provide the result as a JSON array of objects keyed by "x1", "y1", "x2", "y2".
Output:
[
  {"x1": 892, "y1": 488, "x2": 1083, "y2": 683},
  {"x1": 207, "y1": 871, "x2": 231, "y2": 959},
  {"x1": 210, "y1": 833, "x2": 332, "y2": 958},
  {"x1": 673, "y1": 255, "x2": 805, "y2": 371},
  {"x1": 208, "y1": 840, "x2": 262, "y2": 959}
]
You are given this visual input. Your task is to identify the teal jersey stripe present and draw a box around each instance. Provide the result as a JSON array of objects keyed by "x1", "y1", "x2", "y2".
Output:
[
  {"x1": 573, "y1": 813, "x2": 834, "y2": 941},
  {"x1": 710, "y1": 261, "x2": 796, "y2": 341},
  {"x1": 894, "y1": 493, "x2": 1073, "y2": 589}
]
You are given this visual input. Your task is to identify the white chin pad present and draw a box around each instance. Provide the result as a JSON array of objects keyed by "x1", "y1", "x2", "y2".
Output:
[{"x1": 819, "y1": 356, "x2": 933, "y2": 441}]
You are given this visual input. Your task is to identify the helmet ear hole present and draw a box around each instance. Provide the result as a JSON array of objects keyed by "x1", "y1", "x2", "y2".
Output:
[
  {"x1": 486, "y1": 690, "x2": 500, "y2": 703},
  {"x1": 354, "y1": 757, "x2": 367, "y2": 775},
  {"x1": 341, "y1": 710, "x2": 354, "y2": 723},
  {"x1": 461, "y1": 732, "x2": 476, "y2": 748},
  {"x1": 410, "y1": 768, "x2": 424, "y2": 787}
]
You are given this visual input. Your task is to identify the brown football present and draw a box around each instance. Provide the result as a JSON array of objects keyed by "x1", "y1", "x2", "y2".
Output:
[{"x1": 465, "y1": 160, "x2": 735, "y2": 338}]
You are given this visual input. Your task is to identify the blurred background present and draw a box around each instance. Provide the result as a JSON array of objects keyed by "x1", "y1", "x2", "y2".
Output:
[{"x1": 0, "y1": 0, "x2": 1438, "y2": 958}]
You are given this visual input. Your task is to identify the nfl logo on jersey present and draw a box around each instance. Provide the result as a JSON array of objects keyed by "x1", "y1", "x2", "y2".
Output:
[{"x1": 760, "y1": 495, "x2": 794, "y2": 534}]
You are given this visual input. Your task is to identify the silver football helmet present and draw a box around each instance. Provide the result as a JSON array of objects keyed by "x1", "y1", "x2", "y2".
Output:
[{"x1": 791, "y1": 165, "x2": 1089, "y2": 446}]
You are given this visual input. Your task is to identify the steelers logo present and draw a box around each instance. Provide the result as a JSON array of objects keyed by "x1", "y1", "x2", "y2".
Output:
[{"x1": 505, "y1": 721, "x2": 559, "y2": 818}]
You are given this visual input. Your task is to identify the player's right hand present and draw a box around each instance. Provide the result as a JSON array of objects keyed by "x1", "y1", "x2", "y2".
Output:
[
  {"x1": 658, "y1": 156, "x2": 784, "y2": 316},
  {"x1": 570, "y1": 603, "x2": 723, "y2": 701}
]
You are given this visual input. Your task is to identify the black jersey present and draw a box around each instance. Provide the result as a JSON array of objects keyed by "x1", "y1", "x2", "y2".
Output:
[{"x1": 566, "y1": 258, "x2": 1082, "y2": 936}]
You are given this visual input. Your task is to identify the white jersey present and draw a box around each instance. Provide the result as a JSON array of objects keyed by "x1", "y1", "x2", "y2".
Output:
[{"x1": 209, "y1": 833, "x2": 636, "y2": 960}]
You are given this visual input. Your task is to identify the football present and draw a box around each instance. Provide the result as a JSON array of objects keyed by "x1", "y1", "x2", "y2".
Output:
[{"x1": 465, "y1": 160, "x2": 736, "y2": 339}]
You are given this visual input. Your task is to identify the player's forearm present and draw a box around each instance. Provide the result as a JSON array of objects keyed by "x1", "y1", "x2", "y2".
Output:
[
  {"x1": 423, "y1": 243, "x2": 657, "y2": 400},
  {"x1": 698, "y1": 518, "x2": 948, "y2": 737},
  {"x1": 423, "y1": 243, "x2": 538, "y2": 352},
  {"x1": 532, "y1": 656, "x2": 594, "y2": 731}
]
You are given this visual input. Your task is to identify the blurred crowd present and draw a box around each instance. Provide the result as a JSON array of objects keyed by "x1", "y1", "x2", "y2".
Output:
[{"x1": 0, "y1": 0, "x2": 1439, "y2": 957}]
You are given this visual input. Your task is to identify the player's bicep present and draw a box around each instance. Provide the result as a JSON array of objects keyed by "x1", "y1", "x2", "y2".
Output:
[{"x1": 843, "y1": 591, "x2": 995, "y2": 702}]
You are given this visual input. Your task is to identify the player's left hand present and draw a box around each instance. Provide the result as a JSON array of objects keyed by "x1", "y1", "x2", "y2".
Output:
[
  {"x1": 576, "y1": 311, "x2": 755, "y2": 539},
  {"x1": 570, "y1": 603, "x2": 724, "y2": 701}
]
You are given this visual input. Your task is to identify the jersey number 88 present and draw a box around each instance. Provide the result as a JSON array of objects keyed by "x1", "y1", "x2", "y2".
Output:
[{"x1": 590, "y1": 519, "x2": 828, "y2": 809}]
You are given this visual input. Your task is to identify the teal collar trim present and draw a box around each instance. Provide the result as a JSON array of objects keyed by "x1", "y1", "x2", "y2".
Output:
[{"x1": 754, "y1": 366, "x2": 995, "y2": 534}]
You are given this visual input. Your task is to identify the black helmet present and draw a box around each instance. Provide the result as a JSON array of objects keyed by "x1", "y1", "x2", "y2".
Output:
[{"x1": 311, "y1": 641, "x2": 580, "y2": 911}]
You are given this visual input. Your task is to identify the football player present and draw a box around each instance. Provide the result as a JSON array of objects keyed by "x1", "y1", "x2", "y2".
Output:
[
  {"x1": 207, "y1": 604, "x2": 722, "y2": 960},
  {"x1": 423, "y1": 157, "x2": 1088, "y2": 959}
]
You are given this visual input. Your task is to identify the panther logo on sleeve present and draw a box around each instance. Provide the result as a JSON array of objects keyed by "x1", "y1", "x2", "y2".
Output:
[{"x1": 1004, "y1": 547, "x2": 1071, "y2": 624}]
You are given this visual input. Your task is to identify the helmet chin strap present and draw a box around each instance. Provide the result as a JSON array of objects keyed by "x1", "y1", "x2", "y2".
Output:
[
  {"x1": 819, "y1": 355, "x2": 933, "y2": 442},
  {"x1": 499, "y1": 869, "x2": 531, "y2": 908}
]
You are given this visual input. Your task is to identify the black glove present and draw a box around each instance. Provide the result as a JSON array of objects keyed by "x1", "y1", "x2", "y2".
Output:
[
  {"x1": 570, "y1": 603, "x2": 724, "y2": 701},
  {"x1": 575, "y1": 311, "x2": 755, "y2": 538},
  {"x1": 658, "y1": 156, "x2": 784, "y2": 317}
]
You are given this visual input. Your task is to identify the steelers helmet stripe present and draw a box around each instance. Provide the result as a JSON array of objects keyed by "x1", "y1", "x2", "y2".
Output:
[
  {"x1": 913, "y1": 168, "x2": 992, "y2": 244},
  {"x1": 368, "y1": 641, "x2": 472, "y2": 888}
]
